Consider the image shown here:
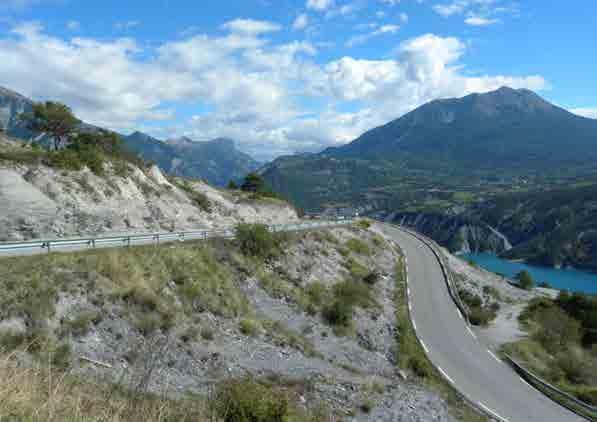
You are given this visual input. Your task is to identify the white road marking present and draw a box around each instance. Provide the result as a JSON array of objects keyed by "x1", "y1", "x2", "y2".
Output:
[
  {"x1": 407, "y1": 287, "x2": 411, "y2": 297},
  {"x1": 420, "y1": 340, "x2": 429, "y2": 354},
  {"x1": 437, "y1": 366, "x2": 455, "y2": 384},
  {"x1": 466, "y1": 326, "x2": 477, "y2": 339},
  {"x1": 456, "y1": 309, "x2": 464, "y2": 320},
  {"x1": 478, "y1": 402, "x2": 509, "y2": 422},
  {"x1": 412, "y1": 320, "x2": 417, "y2": 331},
  {"x1": 488, "y1": 350, "x2": 501, "y2": 363},
  {"x1": 519, "y1": 376, "x2": 533, "y2": 389}
]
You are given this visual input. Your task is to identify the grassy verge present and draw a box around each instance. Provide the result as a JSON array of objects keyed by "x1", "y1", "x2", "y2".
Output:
[
  {"x1": 501, "y1": 293, "x2": 597, "y2": 419},
  {"x1": 0, "y1": 351, "x2": 331, "y2": 421},
  {"x1": 394, "y1": 257, "x2": 488, "y2": 422}
]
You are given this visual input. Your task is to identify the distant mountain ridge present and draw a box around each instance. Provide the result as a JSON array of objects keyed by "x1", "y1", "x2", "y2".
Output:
[
  {"x1": 123, "y1": 132, "x2": 260, "y2": 187},
  {"x1": 0, "y1": 86, "x2": 259, "y2": 187},
  {"x1": 263, "y1": 87, "x2": 597, "y2": 210}
]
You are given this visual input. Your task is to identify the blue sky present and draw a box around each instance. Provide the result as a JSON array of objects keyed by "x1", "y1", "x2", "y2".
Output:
[{"x1": 0, "y1": 0, "x2": 596, "y2": 160}]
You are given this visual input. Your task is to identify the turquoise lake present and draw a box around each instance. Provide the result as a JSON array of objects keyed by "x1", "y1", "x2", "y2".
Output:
[{"x1": 462, "y1": 253, "x2": 597, "y2": 295}]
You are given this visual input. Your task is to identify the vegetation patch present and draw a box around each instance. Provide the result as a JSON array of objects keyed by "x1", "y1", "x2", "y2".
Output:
[
  {"x1": 322, "y1": 279, "x2": 378, "y2": 335},
  {"x1": 345, "y1": 238, "x2": 372, "y2": 256},
  {"x1": 458, "y1": 289, "x2": 499, "y2": 326},
  {"x1": 502, "y1": 292, "x2": 597, "y2": 408}
]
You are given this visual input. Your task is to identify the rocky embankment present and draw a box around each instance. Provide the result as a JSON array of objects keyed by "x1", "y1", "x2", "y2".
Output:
[
  {"x1": 0, "y1": 224, "x2": 454, "y2": 421},
  {"x1": 0, "y1": 135, "x2": 298, "y2": 241}
]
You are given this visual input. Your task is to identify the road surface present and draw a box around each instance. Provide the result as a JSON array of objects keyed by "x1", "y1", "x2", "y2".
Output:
[{"x1": 382, "y1": 224, "x2": 583, "y2": 422}]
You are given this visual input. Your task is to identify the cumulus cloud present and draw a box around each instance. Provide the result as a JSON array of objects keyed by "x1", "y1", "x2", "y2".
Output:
[
  {"x1": 464, "y1": 15, "x2": 499, "y2": 25},
  {"x1": 292, "y1": 13, "x2": 309, "y2": 30},
  {"x1": 571, "y1": 108, "x2": 597, "y2": 119},
  {"x1": 66, "y1": 20, "x2": 80, "y2": 31},
  {"x1": 221, "y1": 18, "x2": 281, "y2": 35},
  {"x1": 346, "y1": 24, "x2": 400, "y2": 47},
  {"x1": 433, "y1": 0, "x2": 512, "y2": 23},
  {"x1": 306, "y1": 0, "x2": 335, "y2": 11},
  {"x1": 0, "y1": 23, "x2": 547, "y2": 160}
]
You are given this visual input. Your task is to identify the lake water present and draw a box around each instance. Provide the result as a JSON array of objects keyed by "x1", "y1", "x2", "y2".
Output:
[{"x1": 462, "y1": 252, "x2": 597, "y2": 295}]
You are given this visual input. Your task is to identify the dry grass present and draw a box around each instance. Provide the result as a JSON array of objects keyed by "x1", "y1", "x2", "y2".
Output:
[{"x1": 0, "y1": 350, "x2": 208, "y2": 421}]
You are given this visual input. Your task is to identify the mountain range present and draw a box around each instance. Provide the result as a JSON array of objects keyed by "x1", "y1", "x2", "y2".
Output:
[
  {"x1": 123, "y1": 132, "x2": 259, "y2": 186},
  {"x1": 263, "y1": 87, "x2": 597, "y2": 211},
  {"x1": 0, "y1": 86, "x2": 259, "y2": 187}
]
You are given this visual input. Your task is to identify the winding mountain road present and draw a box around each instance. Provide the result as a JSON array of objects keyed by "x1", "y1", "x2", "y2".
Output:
[{"x1": 381, "y1": 224, "x2": 583, "y2": 422}]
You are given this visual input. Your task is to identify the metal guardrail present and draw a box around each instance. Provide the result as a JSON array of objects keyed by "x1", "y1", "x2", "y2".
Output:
[
  {"x1": 504, "y1": 355, "x2": 596, "y2": 421},
  {"x1": 0, "y1": 220, "x2": 353, "y2": 255}
]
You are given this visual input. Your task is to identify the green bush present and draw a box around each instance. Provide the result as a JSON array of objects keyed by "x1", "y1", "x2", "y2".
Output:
[
  {"x1": 363, "y1": 271, "x2": 381, "y2": 285},
  {"x1": 356, "y1": 219, "x2": 372, "y2": 230},
  {"x1": 236, "y1": 224, "x2": 277, "y2": 258},
  {"x1": 322, "y1": 279, "x2": 377, "y2": 330},
  {"x1": 468, "y1": 307, "x2": 497, "y2": 326},
  {"x1": 345, "y1": 238, "x2": 371, "y2": 256},
  {"x1": 213, "y1": 378, "x2": 289, "y2": 422},
  {"x1": 239, "y1": 319, "x2": 259, "y2": 336},
  {"x1": 305, "y1": 281, "x2": 329, "y2": 308},
  {"x1": 322, "y1": 300, "x2": 353, "y2": 328},
  {"x1": 345, "y1": 257, "x2": 369, "y2": 281},
  {"x1": 516, "y1": 270, "x2": 535, "y2": 290}
]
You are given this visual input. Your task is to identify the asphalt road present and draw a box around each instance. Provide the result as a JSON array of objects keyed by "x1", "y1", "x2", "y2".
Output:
[{"x1": 382, "y1": 224, "x2": 584, "y2": 422}]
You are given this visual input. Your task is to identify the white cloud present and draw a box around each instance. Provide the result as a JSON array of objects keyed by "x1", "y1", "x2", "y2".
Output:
[
  {"x1": 66, "y1": 20, "x2": 80, "y2": 31},
  {"x1": 346, "y1": 24, "x2": 400, "y2": 47},
  {"x1": 433, "y1": 0, "x2": 510, "y2": 23},
  {"x1": 292, "y1": 13, "x2": 309, "y2": 30},
  {"x1": 400, "y1": 13, "x2": 409, "y2": 23},
  {"x1": 571, "y1": 108, "x2": 597, "y2": 119},
  {"x1": 0, "y1": 23, "x2": 548, "y2": 160},
  {"x1": 221, "y1": 18, "x2": 281, "y2": 35},
  {"x1": 464, "y1": 15, "x2": 499, "y2": 25},
  {"x1": 306, "y1": 0, "x2": 335, "y2": 11},
  {"x1": 433, "y1": 1, "x2": 468, "y2": 17}
]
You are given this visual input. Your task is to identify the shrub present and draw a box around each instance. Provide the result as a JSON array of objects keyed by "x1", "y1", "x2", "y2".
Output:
[
  {"x1": 322, "y1": 300, "x2": 353, "y2": 328},
  {"x1": 345, "y1": 257, "x2": 369, "y2": 281},
  {"x1": 345, "y1": 238, "x2": 371, "y2": 256},
  {"x1": 363, "y1": 271, "x2": 381, "y2": 285},
  {"x1": 212, "y1": 378, "x2": 289, "y2": 422},
  {"x1": 356, "y1": 219, "x2": 372, "y2": 230},
  {"x1": 322, "y1": 279, "x2": 377, "y2": 330},
  {"x1": 305, "y1": 281, "x2": 329, "y2": 308},
  {"x1": 236, "y1": 224, "x2": 277, "y2": 258},
  {"x1": 468, "y1": 307, "x2": 497, "y2": 326},
  {"x1": 239, "y1": 319, "x2": 259, "y2": 336},
  {"x1": 516, "y1": 270, "x2": 535, "y2": 290},
  {"x1": 458, "y1": 289, "x2": 483, "y2": 308}
]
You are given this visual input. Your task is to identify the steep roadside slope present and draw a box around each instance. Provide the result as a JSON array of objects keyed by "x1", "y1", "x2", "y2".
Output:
[
  {"x1": 0, "y1": 134, "x2": 297, "y2": 241},
  {"x1": 0, "y1": 225, "x2": 455, "y2": 421}
]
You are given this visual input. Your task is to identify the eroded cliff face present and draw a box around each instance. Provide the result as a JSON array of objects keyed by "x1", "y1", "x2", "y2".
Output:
[
  {"x1": 389, "y1": 212, "x2": 512, "y2": 254},
  {"x1": 0, "y1": 157, "x2": 298, "y2": 241}
]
